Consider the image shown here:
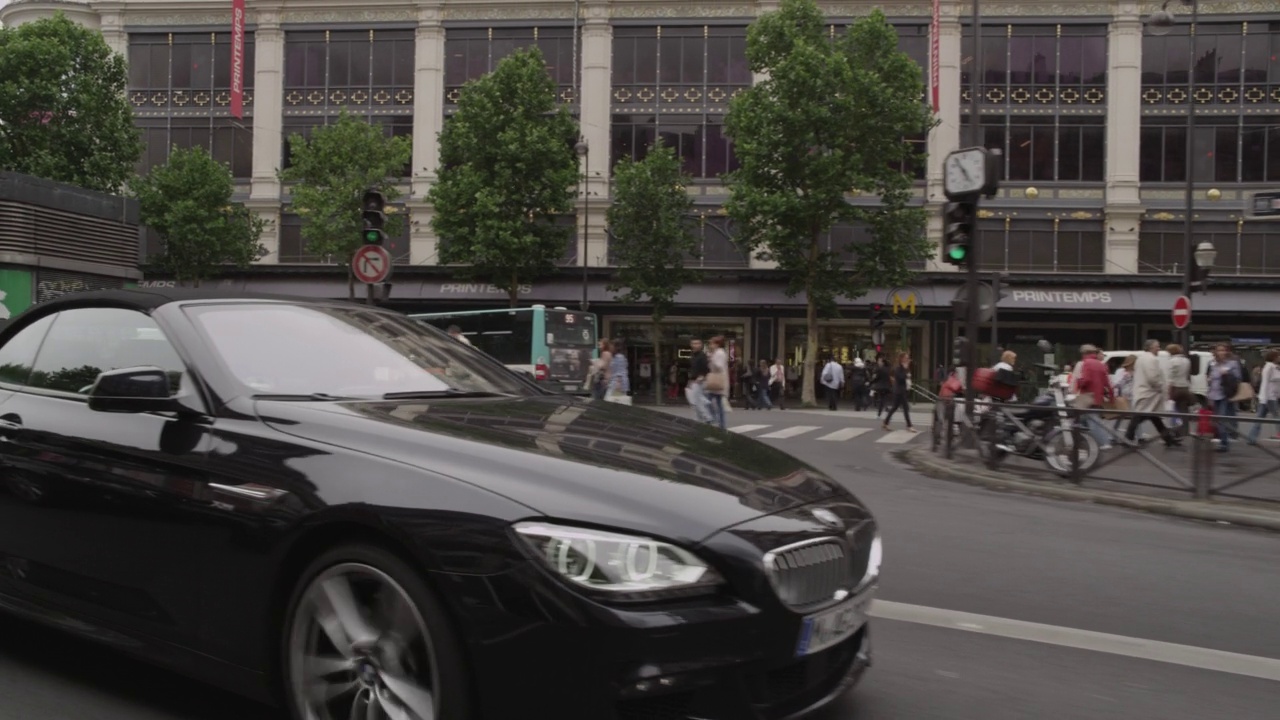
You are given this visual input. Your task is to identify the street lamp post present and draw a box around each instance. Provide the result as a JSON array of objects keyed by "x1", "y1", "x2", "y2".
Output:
[
  {"x1": 1146, "y1": 0, "x2": 1218, "y2": 348},
  {"x1": 575, "y1": 139, "x2": 590, "y2": 312}
]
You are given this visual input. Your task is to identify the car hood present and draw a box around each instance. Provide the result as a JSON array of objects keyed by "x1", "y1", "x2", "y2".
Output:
[{"x1": 256, "y1": 395, "x2": 854, "y2": 544}]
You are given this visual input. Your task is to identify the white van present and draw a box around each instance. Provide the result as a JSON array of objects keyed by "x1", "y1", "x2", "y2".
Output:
[{"x1": 1102, "y1": 349, "x2": 1212, "y2": 404}]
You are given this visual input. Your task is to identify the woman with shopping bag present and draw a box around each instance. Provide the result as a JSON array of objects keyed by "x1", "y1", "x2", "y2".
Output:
[{"x1": 703, "y1": 336, "x2": 730, "y2": 430}]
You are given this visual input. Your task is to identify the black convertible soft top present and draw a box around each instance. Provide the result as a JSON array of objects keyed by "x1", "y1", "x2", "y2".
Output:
[{"x1": 0, "y1": 288, "x2": 369, "y2": 345}]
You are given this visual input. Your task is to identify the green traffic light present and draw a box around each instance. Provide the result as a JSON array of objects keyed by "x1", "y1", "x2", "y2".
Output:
[
  {"x1": 364, "y1": 231, "x2": 381, "y2": 243},
  {"x1": 948, "y1": 246, "x2": 967, "y2": 261}
]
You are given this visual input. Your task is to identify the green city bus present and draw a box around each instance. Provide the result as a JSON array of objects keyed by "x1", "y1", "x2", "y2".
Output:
[{"x1": 410, "y1": 305, "x2": 599, "y2": 394}]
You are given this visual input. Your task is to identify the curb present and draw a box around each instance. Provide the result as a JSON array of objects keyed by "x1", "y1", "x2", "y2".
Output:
[{"x1": 894, "y1": 447, "x2": 1280, "y2": 533}]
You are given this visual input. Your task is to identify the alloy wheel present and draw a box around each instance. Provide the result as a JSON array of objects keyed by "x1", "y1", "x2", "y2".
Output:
[{"x1": 288, "y1": 562, "x2": 440, "y2": 720}]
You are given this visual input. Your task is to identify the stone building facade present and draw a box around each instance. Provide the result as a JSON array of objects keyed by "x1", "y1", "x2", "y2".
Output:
[{"x1": 3, "y1": 0, "x2": 1278, "y2": 375}]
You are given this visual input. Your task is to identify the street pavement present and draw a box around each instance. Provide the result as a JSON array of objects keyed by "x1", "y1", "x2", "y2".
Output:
[{"x1": 2, "y1": 405, "x2": 1278, "y2": 719}]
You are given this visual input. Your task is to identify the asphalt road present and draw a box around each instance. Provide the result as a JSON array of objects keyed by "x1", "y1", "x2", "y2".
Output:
[{"x1": 2, "y1": 405, "x2": 1277, "y2": 719}]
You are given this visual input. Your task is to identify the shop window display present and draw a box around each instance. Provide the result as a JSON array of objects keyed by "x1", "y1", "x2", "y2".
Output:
[{"x1": 609, "y1": 321, "x2": 747, "y2": 400}]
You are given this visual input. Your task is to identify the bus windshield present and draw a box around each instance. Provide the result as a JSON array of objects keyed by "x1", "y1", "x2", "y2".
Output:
[{"x1": 545, "y1": 310, "x2": 596, "y2": 347}]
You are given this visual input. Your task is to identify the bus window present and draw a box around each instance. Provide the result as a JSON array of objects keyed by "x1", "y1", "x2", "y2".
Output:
[{"x1": 472, "y1": 312, "x2": 533, "y2": 365}]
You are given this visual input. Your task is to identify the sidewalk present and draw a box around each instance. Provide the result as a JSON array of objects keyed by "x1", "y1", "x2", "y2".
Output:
[
  {"x1": 635, "y1": 395, "x2": 936, "y2": 420},
  {"x1": 896, "y1": 445, "x2": 1280, "y2": 533}
]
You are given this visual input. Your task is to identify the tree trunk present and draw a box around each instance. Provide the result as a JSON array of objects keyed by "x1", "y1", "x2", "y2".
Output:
[
  {"x1": 652, "y1": 318, "x2": 663, "y2": 407},
  {"x1": 508, "y1": 284, "x2": 519, "y2": 308},
  {"x1": 802, "y1": 294, "x2": 818, "y2": 407},
  {"x1": 346, "y1": 268, "x2": 356, "y2": 301},
  {"x1": 801, "y1": 234, "x2": 820, "y2": 408}
]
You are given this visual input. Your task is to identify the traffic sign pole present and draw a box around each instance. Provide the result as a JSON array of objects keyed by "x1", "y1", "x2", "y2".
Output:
[
  {"x1": 1172, "y1": 295, "x2": 1192, "y2": 331},
  {"x1": 352, "y1": 245, "x2": 392, "y2": 305}
]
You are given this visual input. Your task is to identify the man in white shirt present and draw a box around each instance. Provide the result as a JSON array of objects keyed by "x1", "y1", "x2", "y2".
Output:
[
  {"x1": 820, "y1": 355, "x2": 844, "y2": 411},
  {"x1": 768, "y1": 357, "x2": 787, "y2": 410},
  {"x1": 447, "y1": 325, "x2": 472, "y2": 346}
]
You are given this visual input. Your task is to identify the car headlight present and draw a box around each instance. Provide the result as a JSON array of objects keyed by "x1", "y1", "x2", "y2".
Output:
[
  {"x1": 859, "y1": 534, "x2": 883, "y2": 590},
  {"x1": 514, "y1": 522, "x2": 724, "y2": 601}
]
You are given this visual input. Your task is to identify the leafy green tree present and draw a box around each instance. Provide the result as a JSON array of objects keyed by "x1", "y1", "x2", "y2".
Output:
[
  {"x1": 280, "y1": 111, "x2": 411, "y2": 298},
  {"x1": 131, "y1": 146, "x2": 266, "y2": 287},
  {"x1": 429, "y1": 47, "x2": 579, "y2": 308},
  {"x1": 607, "y1": 142, "x2": 698, "y2": 404},
  {"x1": 725, "y1": 0, "x2": 935, "y2": 407},
  {"x1": 0, "y1": 13, "x2": 142, "y2": 194}
]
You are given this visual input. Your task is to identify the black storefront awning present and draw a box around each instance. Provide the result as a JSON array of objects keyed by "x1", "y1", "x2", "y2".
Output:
[{"x1": 134, "y1": 276, "x2": 1280, "y2": 314}]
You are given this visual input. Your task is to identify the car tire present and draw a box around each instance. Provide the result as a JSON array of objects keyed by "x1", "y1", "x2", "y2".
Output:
[{"x1": 281, "y1": 543, "x2": 471, "y2": 720}]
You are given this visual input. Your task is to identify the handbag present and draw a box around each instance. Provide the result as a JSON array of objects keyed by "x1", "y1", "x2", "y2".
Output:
[
  {"x1": 704, "y1": 370, "x2": 727, "y2": 394},
  {"x1": 1232, "y1": 382, "x2": 1255, "y2": 403}
]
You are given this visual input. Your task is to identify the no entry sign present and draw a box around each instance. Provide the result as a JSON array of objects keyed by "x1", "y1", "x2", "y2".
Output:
[
  {"x1": 352, "y1": 244, "x2": 392, "y2": 285},
  {"x1": 1171, "y1": 295, "x2": 1191, "y2": 330}
]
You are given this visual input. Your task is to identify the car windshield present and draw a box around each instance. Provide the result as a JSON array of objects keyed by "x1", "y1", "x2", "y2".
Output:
[{"x1": 183, "y1": 302, "x2": 535, "y2": 398}]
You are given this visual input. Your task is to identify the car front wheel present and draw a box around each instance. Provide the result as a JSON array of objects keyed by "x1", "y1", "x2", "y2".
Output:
[{"x1": 282, "y1": 543, "x2": 470, "y2": 720}]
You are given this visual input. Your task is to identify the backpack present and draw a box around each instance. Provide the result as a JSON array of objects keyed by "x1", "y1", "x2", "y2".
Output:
[{"x1": 1220, "y1": 362, "x2": 1241, "y2": 399}]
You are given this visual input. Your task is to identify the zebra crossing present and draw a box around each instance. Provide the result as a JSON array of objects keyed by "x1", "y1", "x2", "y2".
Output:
[{"x1": 729, "y1": 423, "x2": 925, "y2": 444}]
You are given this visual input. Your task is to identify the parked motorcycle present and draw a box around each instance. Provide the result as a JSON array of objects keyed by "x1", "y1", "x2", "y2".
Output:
[{"x1": 979, "y1": 362, "x2": 1100, "y2": 476}]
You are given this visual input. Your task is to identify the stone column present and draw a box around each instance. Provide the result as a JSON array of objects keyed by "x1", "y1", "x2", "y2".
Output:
[
  {"x1": 408, "y1": 3, "x2": 446, "y2": 266},
  {"x1": 925, "y1": 0, "x2": 964, "y2": 273},
  {"x1": 1104, "y1": 0, "x2": 1143, "y2": 274},
  {"x1": 98, "y1": 9, "x2": 128, "y2": 57},
  {"x1": 579, "y1": 3, "x2": 612, "y2": 268},
  {"x1": 249, "y1": 7, "x2": 285, "y2": 262}
]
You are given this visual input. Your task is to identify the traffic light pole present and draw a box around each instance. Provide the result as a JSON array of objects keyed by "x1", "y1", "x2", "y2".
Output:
[
  {"x1": 962, "y1": 0, "x2": 983, "y2": 421},
  {"x1": 990, "y1": 272, "x2": 1001, "y2": 355}
]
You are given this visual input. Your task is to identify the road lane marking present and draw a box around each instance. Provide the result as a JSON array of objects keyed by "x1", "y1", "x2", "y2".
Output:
[
  {"x1": 869, "y1": 600, "x2": 1280, "y2": 682},
  {"x1": 876, "y1": 430, "x2": 921, "y2": 444},
  {"x1": 758, "y1": 425, "x2": 821, "y2": 439},
  {"x1": 817, "y1": 428, "x2": 871, "y2": 442},
  {"x1": 729, "y1": 424, "x2": 770, "y2": 434}
]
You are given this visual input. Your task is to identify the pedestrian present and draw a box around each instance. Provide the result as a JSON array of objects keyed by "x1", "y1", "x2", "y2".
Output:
[
  {"x1": 589, "y1": 338, "x2": 612, "y2": 400},
  {"x1": 820, "y1": 354, "x2": 844, "y2": 411},
  {"x1": 749, "y1": 359, "x2": 772, "y2": 410},
  {"x1": 685, "y1": 338, "x2": 712, "y2": 422},
  {"x1": 447, "y1": 324, "x2": 472, "y2": 346},
  {"x1": 1111, "y1": 354, "x2": 1135, "y2": 433},
  {"x1": 704, "y1": 336, "x2": 730, "y2": 430},
  {"x1": 1245, "y1": 349, "x2": 1279, "y2": 445},
  {"x1": 1128, "y1": 339, "x2": 1180, "y2": 447},
  {"x1": 604, "y1": 338, "x2": 631, "y2": 405},
  {"x1": 881, "y1": 351, "x2": 917, "y2": 433},
  {"x1": 1208, "y1": 343, "x2": 1245, "y2": 452},
  {"x1": 768, "y1": 357, "x2": 786, "y2": 410},
  {"x1": 1073, "y1": 344, "x2": 1115, "y2": 450},
  {"x1": 872, "y1": 357, "x2": 891, "y2": 417},
  {"x1": 850, "y1": 358, "x2": 868, "y2": 411},
  {"x1": 1166, "y1": 343, "x2": 1193, "y2": 438}
]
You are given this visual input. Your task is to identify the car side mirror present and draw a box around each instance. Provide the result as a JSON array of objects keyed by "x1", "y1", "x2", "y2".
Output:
[{"x1": 87, "y1": 366, "x2": 181, "y2": 414}]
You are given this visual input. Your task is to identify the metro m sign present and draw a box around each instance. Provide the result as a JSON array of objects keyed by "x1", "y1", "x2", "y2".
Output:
[
  {"x1": 230, "y1": 0, "x2": 246, "y2": 119},
  {"x1": 886, "y1": 286, "x2": 922, "y2": 319}
]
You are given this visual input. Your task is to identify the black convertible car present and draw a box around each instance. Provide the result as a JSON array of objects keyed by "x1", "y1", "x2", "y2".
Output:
[{"x1": 0, "y1": 289, "x2": 882, "y2": 720}]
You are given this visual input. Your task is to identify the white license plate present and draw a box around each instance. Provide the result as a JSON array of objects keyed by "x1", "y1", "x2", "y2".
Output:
[
  {"x1": 563, "y1": 384, "x2": 578, "y2": 392},
  {"x1": 796, "y1": 596, "x2": 868, "y2": 657}
]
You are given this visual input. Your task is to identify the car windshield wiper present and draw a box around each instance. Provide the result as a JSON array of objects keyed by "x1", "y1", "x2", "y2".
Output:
[
  {"x1": 380, "y1": 389, "x2": 514, "y2": 400},
  {"x1": 252, "y1": 393, "x2": 357, "y2": 402}
]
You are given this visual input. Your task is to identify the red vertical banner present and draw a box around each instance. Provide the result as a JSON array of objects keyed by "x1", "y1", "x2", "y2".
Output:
[
  {"x1": 929, "y1": 0, "x2": 941, "y2": 114},
  {"x1": 230, "y1": 0, "x2": 246, "y2": 119}
]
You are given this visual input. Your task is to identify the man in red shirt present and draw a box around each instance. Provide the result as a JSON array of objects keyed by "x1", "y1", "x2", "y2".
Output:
[{"x1": 1073, "y1": 344, "x2": 1115, "y2": 450}]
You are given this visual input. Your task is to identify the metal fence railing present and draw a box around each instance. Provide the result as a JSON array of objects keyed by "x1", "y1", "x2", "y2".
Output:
[{"x1": 930, "y1": 399, "x2": 1280, "y2": 503}]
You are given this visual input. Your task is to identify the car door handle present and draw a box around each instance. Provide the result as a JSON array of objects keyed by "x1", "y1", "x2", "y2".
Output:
[{"x1": 0, "y1": 414, "x2": 22, "y2": 434}]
